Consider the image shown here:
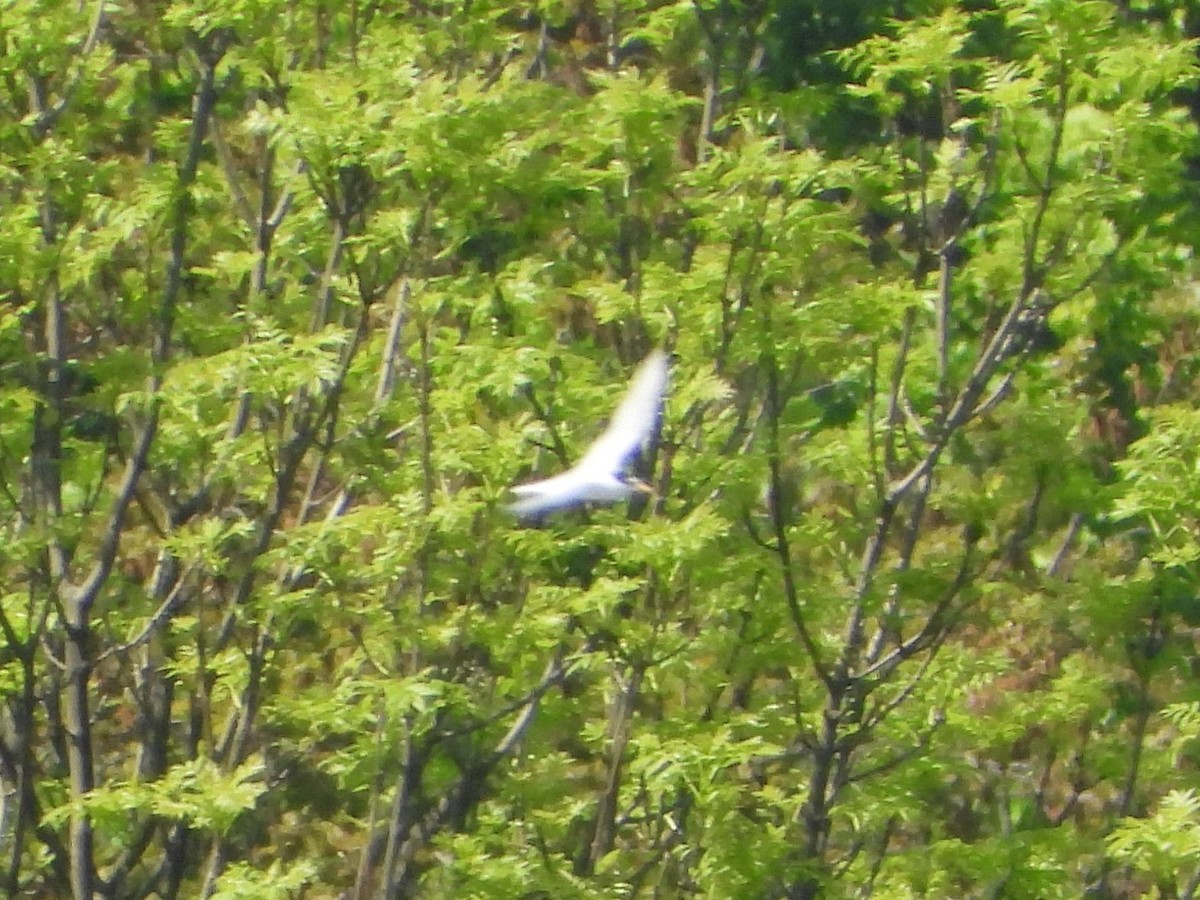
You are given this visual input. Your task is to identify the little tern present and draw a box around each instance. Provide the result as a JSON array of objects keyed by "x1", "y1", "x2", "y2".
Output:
[{"x1": 508, "y1": 350, "x2": 669, "y2": 518}]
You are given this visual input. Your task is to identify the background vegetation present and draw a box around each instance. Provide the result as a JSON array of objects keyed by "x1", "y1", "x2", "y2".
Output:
[{"x1": 3, "y1": 0, "x2": 1200, "y2": 896}]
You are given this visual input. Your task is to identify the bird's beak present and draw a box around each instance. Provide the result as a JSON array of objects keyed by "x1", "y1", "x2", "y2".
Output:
[{"x1": 627, "y1": 477, "x2": 654, "y2": 495}]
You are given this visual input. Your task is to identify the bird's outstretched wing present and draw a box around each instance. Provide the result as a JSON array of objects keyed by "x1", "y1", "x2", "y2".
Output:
[{"x1": 576, "y1": 349, "x2": 669, "y2": 476}]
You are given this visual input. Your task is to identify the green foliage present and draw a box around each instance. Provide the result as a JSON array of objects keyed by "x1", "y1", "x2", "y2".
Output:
[
  {"x1": 209, "y1": 859, "x2": 317, "y2": 900},
  {"x1": 1107, "y1": 790, "x2": 1200, "y2": 886},
  {"x1": 2, "y1": 0, "x2": 1200, "y2": 896},
  {"x1": 45, "y1": 758, "x2": 266, "y2": 837}
]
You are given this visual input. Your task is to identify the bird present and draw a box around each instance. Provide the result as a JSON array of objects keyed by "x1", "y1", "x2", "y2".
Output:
[{"x1": 508, "y1": 349, "x2": 669, "y2": 519}]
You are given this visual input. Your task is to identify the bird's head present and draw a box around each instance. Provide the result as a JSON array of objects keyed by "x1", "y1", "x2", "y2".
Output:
[{"x1": 622, "y1": 475, "x2": 654, "y2": 496}]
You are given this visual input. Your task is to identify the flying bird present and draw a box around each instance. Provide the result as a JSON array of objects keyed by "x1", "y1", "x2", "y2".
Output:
[{"x1": 508, "y1": 350, "x2": 669, "y2": 519}]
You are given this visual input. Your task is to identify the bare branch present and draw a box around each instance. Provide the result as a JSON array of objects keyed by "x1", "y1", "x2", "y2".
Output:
[
  {"x1": 936, "y1": 248, "x2": 953, "y2": 408},
  {"x1": 73, "y1": 42, "x2": 225, "y2": 618},
  {"x1": 844, "y1": 713, "x2": 940, "y2": 785},
  {"x1": 970, "y1": 369, "x2": 1017, "y2": 420},
  {"x1": 30, "y1": 0, "x2": 108, "y2": 138},
  {"x1": 209, "y1": 116, "x2": 257, "y2": 231},
  {"x1": 764, "y1": 353, "x2": 832, "y2": 686},
  {"x1": 587, "y1": 663, "x2": 643, "y2": 872},
  {"x1": 884, "y1": 307, "x2": 916, "y2": 479},
  {"x1": 94, "y1": 567, "x2": 196, "y2": 662},
  {"x1": 859, "y1": 528, "x2": 977, "y2": 683},
  {"x1": 1046, "y1": 513, "x2": 1083, "y2": 579},
  {"x1": 375, "y1": 277, "x2": 412, "y2": 407},
  {"x1": 387, "y1": 649, "x2": 570, "y2": 887}
]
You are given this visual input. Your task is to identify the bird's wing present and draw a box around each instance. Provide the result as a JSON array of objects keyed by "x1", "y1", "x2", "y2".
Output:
[
  {"x1": 576, "y1": 349, "x2": 669, "y2": 476},
  {"x1": 507, "y1": 470, "x2": 591, "y2": 518}
]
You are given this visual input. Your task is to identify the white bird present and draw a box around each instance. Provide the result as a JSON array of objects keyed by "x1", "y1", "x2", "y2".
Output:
[{"x1": 508, "y1": 350, "x2": 669, "y2": 519}]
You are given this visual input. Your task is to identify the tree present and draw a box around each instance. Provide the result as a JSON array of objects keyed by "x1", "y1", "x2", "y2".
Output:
[{"x1": 0, "y1": 0, "x2": 1196, "y2": 897}]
